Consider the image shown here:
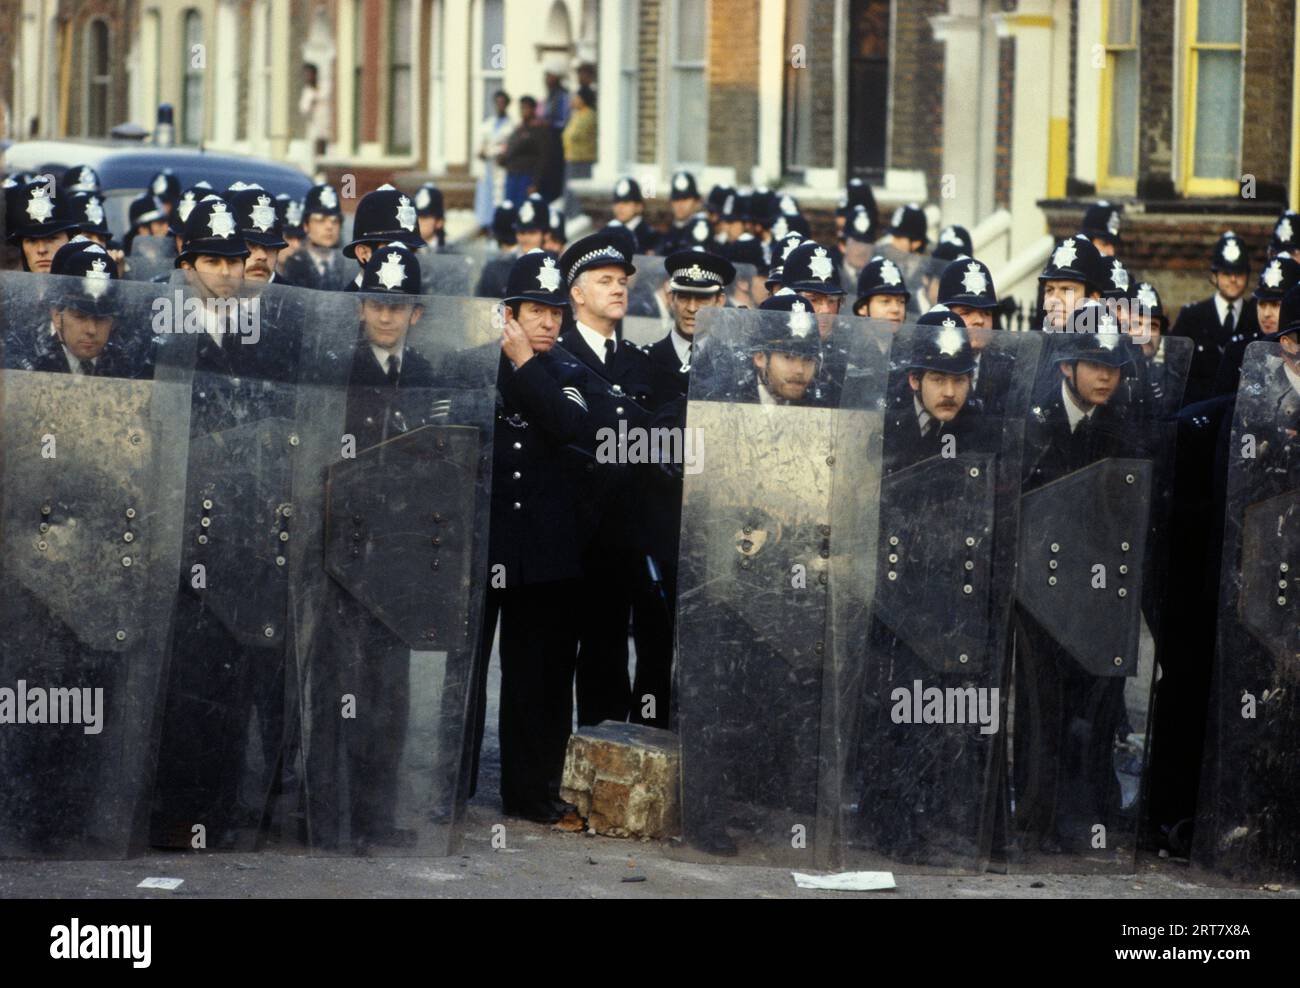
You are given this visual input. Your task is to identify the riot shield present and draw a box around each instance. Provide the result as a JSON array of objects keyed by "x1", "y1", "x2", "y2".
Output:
[
  {"x1": 417, "y1": 253, "x2": 476, "y2": 297},
  {"x1": 1194, "y1": 342, "x2": 1300, "y2": 882},
  {"x1": 288, "y1": 289, "x2": 497, "y2": 856},
  {"x1": 123, "y1": 236, "x2": 179, "y2": 284},
  {"x1": 673, "y1": 306, "x2": 889, "y2": 864},
  {"x1": 1004, "y1": 330, "x2": 1191, "y2": 873},
  {"x1": 0, "y1": 273, "x2": 190, "y2": 858},
  {"x1": 621, "y1": 315, "x2": 667, "y2": 348},
  {"x1": 823, "y1": 321, "x2": 1043, "y2": 873},
  {"x1": 874, "y1": 244, "x2": 930, "y2": 316},
  {"x1": 630, "y1": 254, "x2": 761, "y2": 317},
  {"x1": 148, "y1": 278, "x2": 307, "y2": 852}
]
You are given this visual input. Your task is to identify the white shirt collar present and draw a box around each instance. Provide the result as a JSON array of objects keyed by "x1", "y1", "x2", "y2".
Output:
[
  {"x1": 371, "y1": 342, "x2": 402, "y2": 373},
  {"x1": 1061, "y1": 379, "x2": 1095, "y2": 432},
  {"x1": 624, "y1": 216, "x2": 642, "y2": 232},
  {"x1": 63, "y1": 345, "x2": 97, "y2": 374},
  {"x1": 202, "y1": 303, "x2": 232, "y2": 348},
  {"x1": 1214, "y1": 293, "x2": 1242, "y2": 326},
  {"x1": 670, "y1": 329, "x2": 692, "y2": 368},
  {"x1": 576, "y1": 319, "x2": 615, "y2": 363}
]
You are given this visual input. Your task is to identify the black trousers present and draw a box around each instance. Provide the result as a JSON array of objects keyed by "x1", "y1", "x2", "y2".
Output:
[
  {"x1": 630, "y1": 560, "x2": 676, "y2": 729},
  {"x1": 470, "y1": 581, "x2": 579, "y2": 809},
  {"x1": 575, "y1": 552, "x2": 637, "y2": 726}
]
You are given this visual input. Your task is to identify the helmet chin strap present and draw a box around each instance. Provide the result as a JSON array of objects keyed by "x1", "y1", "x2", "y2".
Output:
[{"x1": 1062, "y1": 360, "x2": 1094, "y2": 412}]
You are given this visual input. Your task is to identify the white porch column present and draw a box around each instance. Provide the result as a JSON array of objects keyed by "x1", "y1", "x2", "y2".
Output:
[
  {"x1": 930, "y1": 0, "x2": 984, "y2": 229},
  {"x1": 442, "y1": 0, "x2": 471, "y2": 170}
]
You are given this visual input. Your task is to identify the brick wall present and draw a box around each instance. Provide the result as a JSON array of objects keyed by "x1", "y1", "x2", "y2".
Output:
[
  {"x1": 888, "y1": 0, "x2": 945, "y2": 198},
  {"x1": 1136, "y1": 0, "x2": 1175, "y2": 198},
  {"x1": 1241, "y1": 0, "x2": 1295, "y2": 202},
  {"x1": 706, "y1": 0, "x2": 760, "y2": 180},
  {"x1": 637, "y1": 0, "x2": 660, "y2": 163}
]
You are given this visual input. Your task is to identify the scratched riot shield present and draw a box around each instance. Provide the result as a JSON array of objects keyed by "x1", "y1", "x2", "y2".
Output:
[
  {"x1": 1005, "y1": 329, "x2": 1191, "y2": 873},
  {"x1": 417, "y1": 253, "x2": 476, "y2": 297},
  {"x1": 673, "y1": 306, "x2": 888, "y2": 864},
  {"x1": 0, "y1": 273, "x2": 189, "y2": 858},
  {"x1": 148, "y1": 278, "x2": 308, "y2": 851},
  {"x1": 289, "y1": 287, "x2": 496, "y2": 856},
  {"x1": 824, "y1": 320, "x2": 1042, "y2": 873},
  {"x1": 1194, "y1": 342, "x2": 1300, "y2": 882}
]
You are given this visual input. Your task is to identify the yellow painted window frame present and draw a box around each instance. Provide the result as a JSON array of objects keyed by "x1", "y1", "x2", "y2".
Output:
[
  {"x1": 1098, "y1": 0, "x2": 1139, "y2": 194},
  {"x1": 1180, "y1": 0, "x2": 1243, "y2": 197}
]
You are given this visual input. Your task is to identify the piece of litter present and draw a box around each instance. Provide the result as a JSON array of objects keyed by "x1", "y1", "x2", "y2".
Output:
[
  {"x1": 621, "y1": 875, "x2": 647, "y2": 883},
  {"x1": 137, "y1": 877, "x2": 184, "y2": 890},
  {"x1": 1263, "y1": 883, "x2": 1283, "y2": 892},
  {"x1": 792, "y1": 871, "x2": 895, "y2": 891}
]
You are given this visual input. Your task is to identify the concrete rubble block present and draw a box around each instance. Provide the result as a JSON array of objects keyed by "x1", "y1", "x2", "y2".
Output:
[{"x1": 560, "y1": 721, "x2": 681, "y2": 839}]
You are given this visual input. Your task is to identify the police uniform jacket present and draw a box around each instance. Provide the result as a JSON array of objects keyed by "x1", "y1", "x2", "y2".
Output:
[
  {"x1": 490, "y1": 348, "x2": 589, "y2": 586},
  {"x1": 1171, "y1": 296, "x2": 1259, "y2": 406},
  {"x1": 344, "y1": 339, "x2": 438, "y2": 451},
  {"x1": 645, "y1": 332, "x2": 691, "y2": 406},
  {"x1": 1022, "y1": 385, "x2": 1141, "y2": 491},
  {"x1": 280, "y1": 246, "x2": 352, "y2": 292}
]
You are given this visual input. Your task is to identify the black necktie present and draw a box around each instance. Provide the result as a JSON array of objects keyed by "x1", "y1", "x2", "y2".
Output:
[
  {"x1": 386, "y1": 354, "x2": 399, "y2": 385},
  {"x1": 79, "y1": 358, "x2": 95, "y2": 376},
  {"x1": 604, "y1": 339, "x2": 615, "y2": 365},
  {"x1": 1222, "y1": 306, "x2": 1235, "y2": 343}
]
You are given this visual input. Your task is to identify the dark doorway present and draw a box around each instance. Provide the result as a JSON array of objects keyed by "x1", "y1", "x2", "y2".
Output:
[{"x1": 848, "y1": 0, "x2": 890, "y2": 183}]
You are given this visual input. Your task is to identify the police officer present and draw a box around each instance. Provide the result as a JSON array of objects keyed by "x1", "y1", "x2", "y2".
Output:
[
  {"x1": 767, "y1": 232, "x2": 808, "y2": 295},
  {"x1": 611, "y1": 177, "x2": 660, "y2": 254},
  {"x1": 146, "y1": 169, "x2": 182, "y2": 215},
  {"x1": 781, "y1": 240, "x2": 845, "y2": 315},
  {"x1": 1171, "y1": 231, "x2": 1258, "y2": 406},
  {"x1": 1269, "y1": 209, "x2": 1300, "y2": 263},
  {"x1": 473, "y1": 200, "x2": 521, "y2": 298},
  {"x1": 724, "y1": 233, "x2": 770, "y2": 308},
  {"x1": 57, "y1": 164, "x2": 102, "y2": 197},
  {"x1": 543, "y1": 205, "x2": 568, "y2": 255},
  {"x1": 7, "y1": 178, "x2": 76, "y2": 272},
  {"x1": 1037, "y1": 234, "x2": 1105, "y2": 333},
  {"x1": 57, "y1": 190, "x2": 113, "y2": 253},
  {"x1": 717, "y1": 190, "x2": 748, "y2": 246},
  {"x1": 936, "y1": 223, "x2": 973, "y2": 256},
  {"x1": 853, "y1": 254, "x2": 910, "y2": 324},
  {"x1": 629, "y1": 249, "x2": 737, "y2": 730},
  {"x1": 414, "y1": 182, "x2": 447, "y2": 250},
  {"x1": 340, "y1": 185, "x2": 426, "y2": 291},
  {"x1": 884, "y1": 203, "x2": 928, "y2": 255},
  {"x1": 471, "y1": 249, "x2": 590, "y2": 822},
  {"x1": 230, "y1": 187, "x2": 290, "y2": 285},
  {"x1": 32, "y1": 239, "x2": 142, "y2": 379},
  {"x1": 276, "y1": 193, "x2": 306, "y2": 263},
  {"x1": 745, "y1": 291, "x2": 824, "y2": 405},
  {"x1": 1098, "y1": 254, "x2": 1133, "y2": 303},
  {"x1": 935, "y1": 255, "x2": 1013, "y2": 413},
  {"x1": 1081, "y1": 200, "x2": 1123, "y2": 257},
  {"x1": 840, "y1": 205, "x2": 876, "y2": 293},
  {"x1": 556, "y1": 231, "x2": 654, "y2": 726},
  {"x1": 280, "y1": 183, "x2": 349, "y2": 290},
  {"x1": 836, "y1": 177, "x2": 879, "y2": 238},
  {"x1": 660, "y1": 170, "x2": 703, "y2": 254}
]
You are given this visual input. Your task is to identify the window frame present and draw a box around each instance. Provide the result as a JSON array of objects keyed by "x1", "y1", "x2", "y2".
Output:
[
  {"x1": 620, "y1": 0, "x2": 640, "y2": 168},
  {"x1": 666, "y1": 0, "x2": 708, "y2": 172},
  {"x1": 386, "y1": 0, "x2": 415, "y2": 155},
  {"x1": 84, "y1": 17, "x2": 111, "y2": 138},
  {"x1": 181, "y1": 8, "x2": 205, "y2": 145},
  {"x1": 1097, "y1": 0, "x2": 1139, "y2": 194},
  {"x1": 1180, "y1": 0, "x2": 1244, "y2": 197}
]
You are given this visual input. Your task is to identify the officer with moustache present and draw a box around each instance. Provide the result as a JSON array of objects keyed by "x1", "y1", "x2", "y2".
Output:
[
  {"x1": 230, "y1": 187, "x2": 289, "y2": 285},
  {"x1": 469, "y1": 249, "x2": 591, "y2": 822},
  {"x1": 556, "y1": 231, "x2": 654, "y2": 726}
]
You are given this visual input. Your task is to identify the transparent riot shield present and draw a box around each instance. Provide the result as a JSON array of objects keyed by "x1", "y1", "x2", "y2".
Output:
[
  {"x1": 673, "y1": 306, "x2": 889, "y2": 865},
  {"x1": 1005, "y1": 331, "x2": 1191, "y2": 873},
  {"x1": 289, "y1": 289, "x2": 497, "y2": 856},
  {"x1": 824, "y1": 321, "x2": 1043, "y2": 873},
  {"x1": 1194, "y1": 342, "x2": 1300, "y2": 883},
  {"x1": 123, "y1": 236, "x2": 179, "y2": 284},
  {"x1": 148, "y1": 278, "x2": 308, "y2": 852},
  {"x1": 627, "y1": 254, "x2": 670, "y2": 320},
  {"x1": 417, "y1": 253, "x2": 476, "y2": 297},
  {"x1": 726, "y1": 263, "x2": 764, "y2": 310},
  {"x1": 0, "y1": 274, "x2": 190, "y2": 858},
  {"x1": 621, "y1": 315, "x2": 667, "y2": 348}
]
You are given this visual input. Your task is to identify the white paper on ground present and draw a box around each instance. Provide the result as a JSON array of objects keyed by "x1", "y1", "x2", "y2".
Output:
[
  {"x1": 137, "y1": 877, "x2": 184, "y2": 890},
  {"x1": 792, "y1": 871, "x2": 895, "y2": 891}
]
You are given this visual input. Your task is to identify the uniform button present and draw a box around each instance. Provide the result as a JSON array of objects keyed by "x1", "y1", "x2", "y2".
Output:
[
  {"x1": 512, "y1": 441, "x2": 522, "y2": 450},
  {"x1": 615, "y1": 406, "x2": 625, "y2": 415},
  {"x1": 512, "y1": 471, "x2": 521, "y2": 480},
  {"x1": 512, "y1": 502, "x2": 521, "y2": 510}
]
